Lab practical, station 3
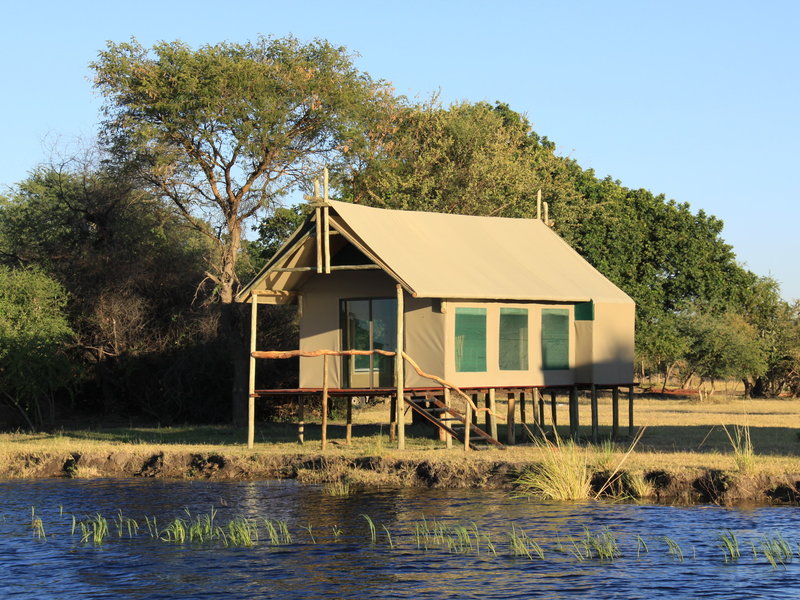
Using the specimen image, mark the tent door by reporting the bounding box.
[341,298,396,388]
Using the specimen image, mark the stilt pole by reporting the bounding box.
[487,388,498,440]
[506,392,516,445]
[321,354,328,451]
[569,386,579,441]
[396,285,405,450]
[612,387,620,439]
[628,385,635,436]
[247,295,257,449]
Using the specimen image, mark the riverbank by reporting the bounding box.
[1,395,798,504]
[2,445,800,505]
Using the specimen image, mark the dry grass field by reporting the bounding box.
[1,392,798,480]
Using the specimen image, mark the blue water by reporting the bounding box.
[1,479,799,599]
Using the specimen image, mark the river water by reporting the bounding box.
[1,479,798,599]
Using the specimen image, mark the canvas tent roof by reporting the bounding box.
[239,200,633,304]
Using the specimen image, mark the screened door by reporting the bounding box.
[341,298,397,388]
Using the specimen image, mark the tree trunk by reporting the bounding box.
[751,376,767,398]
[742,378,752,399]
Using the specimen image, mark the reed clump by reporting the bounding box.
[722,423,755,472]
[514,435,592,501]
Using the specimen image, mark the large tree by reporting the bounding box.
[341,100,578,216]
[92,36,396,421]
[92,35,394,304]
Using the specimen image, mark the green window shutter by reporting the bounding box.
[455,307,487,372]
[542,308,569,370]
[575,301,594,321]
[499,308,528,370]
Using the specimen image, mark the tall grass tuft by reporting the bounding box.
[722,423,755,472]
[323,479,351,497]
[760,532,792,568]
[717,529,741,562]
[514,434,591,501]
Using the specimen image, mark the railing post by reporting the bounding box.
[396,285,405,450]
[444,388,453,449]
[464,402,472,451]
[247,294,257,449]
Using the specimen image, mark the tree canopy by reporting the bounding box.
[92,35,396,303]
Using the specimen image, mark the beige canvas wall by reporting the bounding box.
[592,301,635,385]
[442,301,577,388]
[297,270,446,389]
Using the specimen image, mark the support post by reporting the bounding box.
[389,393,397,442]
[444,388,453,449]
[247,295,257,449]
[487,388,498,440]
[628,385,635,436]
[519,390,526,424]
[346,396,353,445]
[590,384,599,444]
[298,395,305,444]
[612,387,620,439]
[506,392,516,445]
[396,285,405,450]
[569,386,579,441]
[464,402,471,451]
[538,389,545,426]
[471,394,480,427]
[550,391,557,428]
[321,354,328,451]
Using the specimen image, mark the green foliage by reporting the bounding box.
[0,163,232,423]
[92,35,395,302]
[0,267,75,428]
[341,99,572,217]
[679,311,767,384]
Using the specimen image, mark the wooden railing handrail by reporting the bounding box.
[252,348,486,415]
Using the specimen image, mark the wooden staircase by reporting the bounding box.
[404,396,504,449]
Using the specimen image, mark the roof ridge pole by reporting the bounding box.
[323,168,330,273]
[314,178,323,273]
[537,189,542,221]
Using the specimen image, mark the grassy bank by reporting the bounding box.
[1,394,798,503]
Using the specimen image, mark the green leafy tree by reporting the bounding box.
[678,311,767,392]
[341,100,579,216]
[92,35,394,304]
[0,267,75,429]
[92,36,396,421]
[1,162,220,420]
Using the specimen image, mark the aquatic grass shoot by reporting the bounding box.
[361,514,377,544]
[663,536,684,562]
[30,507,45,541]
[717,529,741,562]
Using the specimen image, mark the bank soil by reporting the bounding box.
[3,450,799,505]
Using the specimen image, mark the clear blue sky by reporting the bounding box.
[2,1,798,300]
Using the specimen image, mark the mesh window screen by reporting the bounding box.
[455,307,487,372]
[499,308,528,370]
[542,308,569,370]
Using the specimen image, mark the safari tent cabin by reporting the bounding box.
[237,200,635,393]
